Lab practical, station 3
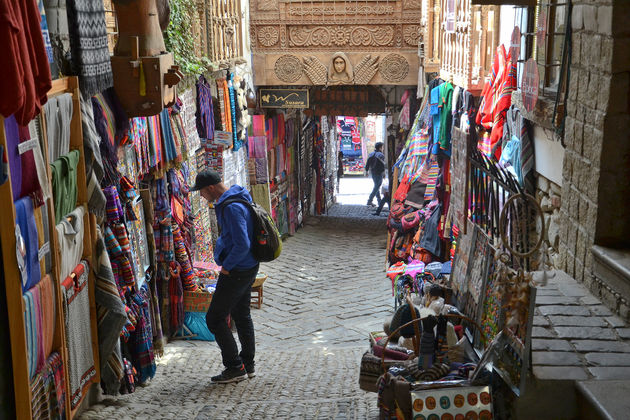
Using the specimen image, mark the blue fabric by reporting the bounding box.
[430,84,441,156]
[15,197,41,292]
[184,311,215,341]
[500,135,522,184]
[214,185,258,271]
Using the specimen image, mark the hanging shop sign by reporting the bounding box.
[259,88,309,108]
[521,58,539,112]
[509,26,521,64]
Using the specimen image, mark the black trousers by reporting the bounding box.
[206,265,259,368]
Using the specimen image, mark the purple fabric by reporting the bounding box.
[5,115,22,201]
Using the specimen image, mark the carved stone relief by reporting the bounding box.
[274,55,303,82]
[302,56,328,85]
[288,25,395,48]
[258,26,279,47]
[257,0,278,11]
[354,55,380,85]
[287,5,395,16]
[403,25,421,46]
[301,53,381,85]
[379,53,409,82]
[403,0,421,9]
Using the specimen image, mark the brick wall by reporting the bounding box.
[559,0,630,291]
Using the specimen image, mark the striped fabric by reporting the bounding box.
[423,159,440,202]
[94,231,127,395]
[104,185,123,223]
[30,351,65,420]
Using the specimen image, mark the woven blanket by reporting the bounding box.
[66,0,113,97]
[62,261,96,408]
[94,231,127,394]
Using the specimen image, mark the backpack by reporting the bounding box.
[220,199,282,262]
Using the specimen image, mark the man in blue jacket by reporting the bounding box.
[191,169,259,384]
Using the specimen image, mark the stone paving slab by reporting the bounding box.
[532,270,630,381]
[80,214,390,419]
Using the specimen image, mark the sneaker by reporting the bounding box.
[211,365,247,384]
[244,363,256,378]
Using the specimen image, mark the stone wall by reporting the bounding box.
[558,0,630,308]
[537,175,562,268]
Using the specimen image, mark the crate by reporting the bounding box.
[183,290,213,312]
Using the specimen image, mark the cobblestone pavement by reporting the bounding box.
[80,210,392,419]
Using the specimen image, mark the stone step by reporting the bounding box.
[576,380,630,420]
[515,270,630,419]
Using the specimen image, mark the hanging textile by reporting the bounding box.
[159,108,179,162]
[196,75,215,140]
[502,105,535,193]
[30,351,65,420]
[476,45,517,159]
[15,196,42,292]
[66,0,113,96]
[0,0,52,125]
[55,204,85,280]
[61,261,96,408]
[129,285,156,383]
[94,231,127,395]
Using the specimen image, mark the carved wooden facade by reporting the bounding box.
[437,0,500,94]
[250,0,423,86]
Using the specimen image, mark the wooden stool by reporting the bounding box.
[251,285,263,309]
[251,273,267,309]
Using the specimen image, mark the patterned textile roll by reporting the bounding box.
[171,223,197,291]
[61,261,96,408]
[103,226,123,258]
[103,185,123,223]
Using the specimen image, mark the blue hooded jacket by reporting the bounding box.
[213,185,258,271]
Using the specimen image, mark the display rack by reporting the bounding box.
[0,76,100,420]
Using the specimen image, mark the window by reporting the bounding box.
[513,0,570,128]
[515,0,569,94]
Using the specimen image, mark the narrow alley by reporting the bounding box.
[80,208,390,419]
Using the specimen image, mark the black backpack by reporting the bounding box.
[220,199,282,262]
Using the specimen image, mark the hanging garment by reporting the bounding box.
[66,0,113,96]
[51,150,79,223]
[196,75,215,140]
[55,205,85,280]
[437,82,454,156]
[160,108,178,162]
[80,95,107,218]
[0,0,52,125]
[27,119,51,203]
[44,93,73,163]
[502,105,535,192]
[30,351,65,420]
[61,261,96,408]
[15,196,42,292]
[476,45,516,159]
[94,231,127,395]
[129,285,156,383]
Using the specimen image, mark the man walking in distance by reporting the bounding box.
[192,169,259,384]
[365,142,386,207]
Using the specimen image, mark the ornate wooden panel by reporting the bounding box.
[250,0,422,85]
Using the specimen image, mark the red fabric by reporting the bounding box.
[0,0,51,124]
[18,124,43,205]
[475,46,516,160]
